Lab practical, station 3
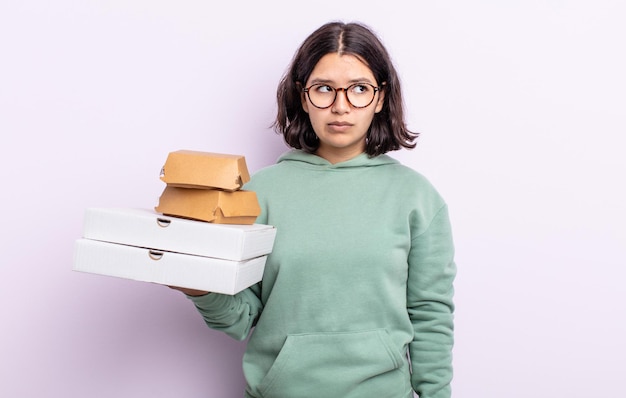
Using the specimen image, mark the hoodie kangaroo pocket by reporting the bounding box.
[257,329,406,398]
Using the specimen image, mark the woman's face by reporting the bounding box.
[301,52,384,164]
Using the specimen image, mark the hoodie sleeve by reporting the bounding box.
[187,282,263,341]
[407,204,456,398]
[184,172,268,340]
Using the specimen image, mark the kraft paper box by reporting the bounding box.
[73,238,267,294]
[160,150,251,191]
[81,207,276,261]
[155,186,261,225]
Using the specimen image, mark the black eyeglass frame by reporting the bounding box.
[302,82,383,109]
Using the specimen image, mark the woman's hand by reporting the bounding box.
[167,285,209,297]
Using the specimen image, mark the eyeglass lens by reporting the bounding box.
[306,83,378,109]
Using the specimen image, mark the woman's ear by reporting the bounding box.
[374,83,386,113]
[298,82,309,113]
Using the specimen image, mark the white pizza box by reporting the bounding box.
[81,207,276,261]
[73,238,266,294]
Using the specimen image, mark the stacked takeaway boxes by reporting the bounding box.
[73,150,276,295]
[155,150,262,224]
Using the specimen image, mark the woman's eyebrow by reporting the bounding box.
[308,78,334,85]
[308,77,376,85]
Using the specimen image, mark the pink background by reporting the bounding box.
[1,1,624,397]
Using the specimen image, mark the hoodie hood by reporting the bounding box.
[276,149,399,170]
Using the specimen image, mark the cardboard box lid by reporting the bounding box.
[160,150,250,191]
[82,207,276,261]
[155,186,261,225]
[73,238,266,294]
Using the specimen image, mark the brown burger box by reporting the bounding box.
[160,150,250,191]
[155,186,261,225]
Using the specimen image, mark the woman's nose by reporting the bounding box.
[331,88,350,113]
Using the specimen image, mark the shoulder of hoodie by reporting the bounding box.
[387,160,446,202]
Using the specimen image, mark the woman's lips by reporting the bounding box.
[328,121,353,132]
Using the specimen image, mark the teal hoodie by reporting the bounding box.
[189,150,456,398]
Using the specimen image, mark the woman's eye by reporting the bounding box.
[315,85,334,93]
[351,84,370,94]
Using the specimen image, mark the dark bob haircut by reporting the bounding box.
[274,21,418,157]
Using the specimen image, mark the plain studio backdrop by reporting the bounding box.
[1,1,624,397]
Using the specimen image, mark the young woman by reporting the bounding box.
[174,21,456,398]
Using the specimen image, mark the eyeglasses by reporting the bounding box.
[302,83,382,109]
